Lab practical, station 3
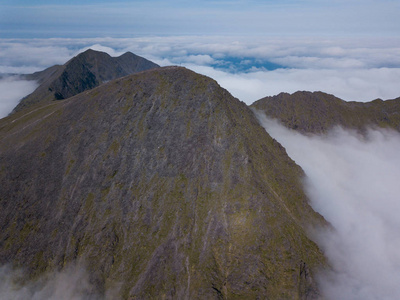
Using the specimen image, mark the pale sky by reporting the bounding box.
[0,0,399,38]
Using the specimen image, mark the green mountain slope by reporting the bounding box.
[14,49,159,112]
[252,91,400,134]
[0,67,326,299]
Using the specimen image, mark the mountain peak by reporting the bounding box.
[118,51,137,58]
[82,48,103,54]
[72,48,112,60]
[13,49,160,112]
[1,65,326,299]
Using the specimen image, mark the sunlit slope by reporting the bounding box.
[252,91,400,134]
[0,67,326,299]
[14,49,159,112]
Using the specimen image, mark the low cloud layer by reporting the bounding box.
[0,76,38,118]
[0,37,400,108]
[187,64,400,103]
[0,264,103,300]
[256,113,400,300]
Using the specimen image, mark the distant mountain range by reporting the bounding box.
[1,49,399,299]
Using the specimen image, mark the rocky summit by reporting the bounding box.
[14,49,160,112]
[0,54,327,299]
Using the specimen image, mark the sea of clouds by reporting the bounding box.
[256,113,400,300]
[1,36,400,299]
[1,36,400,118]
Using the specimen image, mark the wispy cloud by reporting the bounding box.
[0,76,37,118]
[0,263,109,300]
[256,114,400,300]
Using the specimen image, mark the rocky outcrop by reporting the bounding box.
[0,67,326,299]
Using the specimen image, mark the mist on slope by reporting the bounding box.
[0,76,38,118]
[0,263,114,300]
[255,112,400,300]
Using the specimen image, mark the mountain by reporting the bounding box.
[252,91,400,134]
[14,49,159,112]
[0,66,326,299]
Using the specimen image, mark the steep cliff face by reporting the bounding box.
[252,91,400,134]
[14,49,159,112]
[0,67,326,299]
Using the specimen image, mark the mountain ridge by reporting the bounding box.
[0,65,326,299]
[251,91,400,134]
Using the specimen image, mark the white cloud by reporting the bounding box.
[256,113,400,300]
[180,54,215,65]
[0,263,105,300]
[0,36,399,109]
[187,65,400,103]
[0,76,38,118]
[3,36,400,71]
[270,56,366,69]
[0,40,74,73]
